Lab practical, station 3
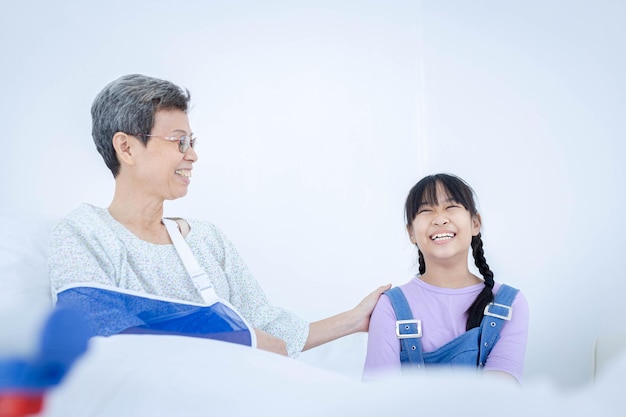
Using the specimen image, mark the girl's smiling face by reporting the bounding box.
[408,181,481,265]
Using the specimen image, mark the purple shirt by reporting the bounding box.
[363,277,529,382]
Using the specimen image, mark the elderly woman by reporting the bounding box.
[48,74,389,357]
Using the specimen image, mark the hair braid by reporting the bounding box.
[417,248,426,275]
[465,233,495,330]
[472,233,494,286]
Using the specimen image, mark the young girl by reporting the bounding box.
[363,173,529,382]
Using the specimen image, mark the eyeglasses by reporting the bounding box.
[134,134,197,153]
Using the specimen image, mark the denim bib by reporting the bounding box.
[386,284,518,370]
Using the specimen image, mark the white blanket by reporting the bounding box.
[41,334,625,417]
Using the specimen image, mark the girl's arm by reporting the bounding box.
[362,291,404,379]
[483,290,530,382]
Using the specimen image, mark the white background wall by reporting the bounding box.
[1,1,624,388]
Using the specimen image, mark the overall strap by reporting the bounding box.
[477,284,519,366]
[163,218,219,306]
[385,287,425,368]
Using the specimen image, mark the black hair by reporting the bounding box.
[405,173,494,330]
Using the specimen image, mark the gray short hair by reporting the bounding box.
[91,74,191,177]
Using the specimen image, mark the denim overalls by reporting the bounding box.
[385,284,518,370]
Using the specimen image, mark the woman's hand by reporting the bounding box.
[303,283,391,351]
[351,284,392,333]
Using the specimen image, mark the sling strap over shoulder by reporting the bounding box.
[386,284,519,369]
[163,218,219,306]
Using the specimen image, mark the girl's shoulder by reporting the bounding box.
[493,282,528,304]
[490,282,529,322]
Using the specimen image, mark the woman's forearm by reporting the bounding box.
[302,284,391,351]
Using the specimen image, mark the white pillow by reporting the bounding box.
[0,206,55,355]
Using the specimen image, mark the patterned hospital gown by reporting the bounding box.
[48,203,309,357]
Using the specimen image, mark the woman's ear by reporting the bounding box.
[112,132,135,166]
[472,213,482,236]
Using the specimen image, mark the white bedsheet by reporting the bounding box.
[40,334,626,417]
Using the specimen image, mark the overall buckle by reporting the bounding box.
[483,303,512,320]
[395,319,422,339]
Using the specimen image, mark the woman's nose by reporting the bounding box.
[184,145,198,162]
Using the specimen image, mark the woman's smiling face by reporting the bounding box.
[133,109,198,201]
